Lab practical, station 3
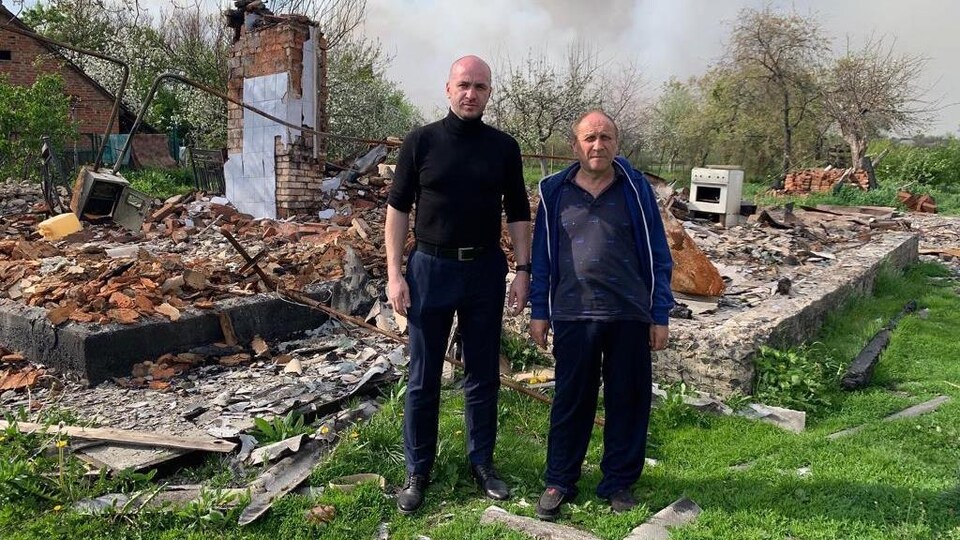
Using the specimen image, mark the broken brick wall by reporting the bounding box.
[0,23,119,136]
[223,16,328,219]
[784,168,870,193]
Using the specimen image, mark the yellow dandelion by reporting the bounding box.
[56,439,68,448]
[319,425,331,434]
[53,505,62,512]
[455,430,463,436]
[350,431,359,439]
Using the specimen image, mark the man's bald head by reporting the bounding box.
[449,55,492,82]
[446,55,493,120]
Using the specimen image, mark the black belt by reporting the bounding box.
[416,241,489,261]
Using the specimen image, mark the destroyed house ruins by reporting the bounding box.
[6,5,960,487]
[224,13,329,220]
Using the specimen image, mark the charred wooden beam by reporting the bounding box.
[841,299,918,390]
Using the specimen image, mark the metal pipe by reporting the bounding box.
[0,22,129,170]
[114,72,408,174]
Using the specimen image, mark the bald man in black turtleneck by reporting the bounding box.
[385,55,531,514]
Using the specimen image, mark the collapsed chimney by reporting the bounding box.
[223,15,329,219]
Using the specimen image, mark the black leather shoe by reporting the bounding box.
[607,488,637,513]
[535,487,568,521]
[396,474,428,514]
[470,463,510,500]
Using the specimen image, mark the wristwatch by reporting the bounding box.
[515,264,531,273]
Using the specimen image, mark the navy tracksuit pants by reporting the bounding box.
[403,248,507,476]
[545,320,653,498]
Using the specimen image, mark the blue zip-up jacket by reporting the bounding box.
[530,156,675,325]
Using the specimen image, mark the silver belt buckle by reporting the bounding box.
[457,247,474,261]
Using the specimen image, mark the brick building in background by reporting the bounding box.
[224,14,328,219]
[0,4,142,140]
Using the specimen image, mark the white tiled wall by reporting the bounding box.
[223,27,319,219]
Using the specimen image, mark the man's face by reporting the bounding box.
[572,113,619,176]
[446,59,492,120]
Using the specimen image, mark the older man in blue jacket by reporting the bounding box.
[529,110,674,521]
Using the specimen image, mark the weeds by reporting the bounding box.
[655,382,709,428]
[250,411,313,444]
[753,344,842,414]
[125,167,194,199]
[501,330,551,372]
[176,486,246,530]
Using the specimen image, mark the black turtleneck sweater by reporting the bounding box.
[387,110,531,248]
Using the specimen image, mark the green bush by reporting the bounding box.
[125,167,195,199]
[500,330,551,372]
[753,344,842,415]
[0,73,78,181]
[873,138,960,189]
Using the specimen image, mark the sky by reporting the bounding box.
[360,0,959,136]
[10,0,959,135]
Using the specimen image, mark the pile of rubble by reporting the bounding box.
[2,319,403,439]
[0,176,390,328]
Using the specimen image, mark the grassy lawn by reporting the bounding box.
[741,180,960,216]
[2,263,958,539]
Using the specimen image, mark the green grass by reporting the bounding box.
[125,167,195,199]
[2,264,959,539]
[742,179,960,216]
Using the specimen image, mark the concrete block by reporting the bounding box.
[0,286,332,384]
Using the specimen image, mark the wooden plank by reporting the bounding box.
[0,421,236,453]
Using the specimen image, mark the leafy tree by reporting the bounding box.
[820,37,934,188]
[0,73,78,180]
[490,44,602,176]
[325,38,423,157]
[726,7,828,184]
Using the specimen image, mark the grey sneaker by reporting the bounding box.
[607,488,637,513]
[535,487,568,521]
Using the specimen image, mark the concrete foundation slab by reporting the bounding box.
[0,287,330,385]
[656,232,919,398]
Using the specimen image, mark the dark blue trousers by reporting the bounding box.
[403,248,507,476]
[545,320,652,498]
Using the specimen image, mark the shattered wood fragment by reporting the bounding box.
[1,353,25,363]
[218,312,239,346]
[47,302,78,325]
[251,336,270,358]
[220,353,251,367]
[182,269,209,290]
[155,302,181,321]
[0,421,236,453]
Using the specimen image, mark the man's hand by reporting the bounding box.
[388,277,411,317]
[507,273,529,316]
[529,319,550,349]
[649,324,669,351]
